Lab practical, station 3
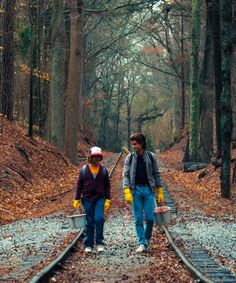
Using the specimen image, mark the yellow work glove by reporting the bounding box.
[124,188,133,204]
[73,199,81,208]
[104,199,110,213]
[156,186,165,204]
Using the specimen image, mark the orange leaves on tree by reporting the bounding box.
[19,64,50,81]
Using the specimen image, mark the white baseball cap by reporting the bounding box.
[90,146,103,157]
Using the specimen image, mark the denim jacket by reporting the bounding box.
[122,151,162,191]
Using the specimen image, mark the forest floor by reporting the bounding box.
[1,117,235,224]
[159,137,236,275]
[159,135,236,217]
[48,156,194,283]
[0,118,236,281]
[0,117,115,224]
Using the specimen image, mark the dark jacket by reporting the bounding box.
[75,164,110,201]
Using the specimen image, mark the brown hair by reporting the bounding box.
[130,133,147,150]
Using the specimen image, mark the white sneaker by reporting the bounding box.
[85,247,92,253]
[135,244,146,253]
[97,245,105,252]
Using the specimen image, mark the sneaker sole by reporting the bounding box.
[85,249,92,253]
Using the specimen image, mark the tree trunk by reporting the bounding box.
[0,2,2,105]
[41,6,53,139]
[137,119,143,132]
[189,0,201,161]
[231,3,236,147]
[14,2,30,125]
[212,0,222,158]
[49,0,66,151]
[99,102,106,148]
[220,0,233,199]
[199,0,214,163]
[28,0,35,137]
[127,102,131,150]
[1,0,16,121]
[98,81,114,149]
[114,90,121,152]
[64,0,83,164]
[114,75,124,152]
[36,0,44,136]
[181,10,185,129]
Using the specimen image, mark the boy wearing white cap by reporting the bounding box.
[73,147,111,253]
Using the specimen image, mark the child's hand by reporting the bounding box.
[73,199,81,208]
[104,199,110,213]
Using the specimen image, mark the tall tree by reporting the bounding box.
[220,0,233,198]
[123,68,141,149]
[189,0,201,161]
[64,0,83,164]
[1,0,16,121]
[49,0,66,151]
[231,2,236,145]
[199,0,214,163]
[28,0,37,137]
[212,0,222,158]
[114,72,124,152]
[98,78,114,148]
[180,9,186,129]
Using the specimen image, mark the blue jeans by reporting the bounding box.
[132,185,155,247]
[82,198,105,248]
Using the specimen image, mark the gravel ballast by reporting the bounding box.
[169,213,236,274]
[0,213,76,282]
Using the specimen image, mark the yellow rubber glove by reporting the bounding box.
[156,186,165,204]
[104,199,110,213]
[73,199,81,208]
[124,188,133,204]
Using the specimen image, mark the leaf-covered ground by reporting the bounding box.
[48,156,194,283]
[159,135,236,217]
[0,117,114,224]
[1,117,235,224]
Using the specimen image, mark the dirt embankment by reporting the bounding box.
[159,133,236,217]
[0,117,94,224]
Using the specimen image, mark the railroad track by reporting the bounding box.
[29,153,235,283]
[27,152,123,283]
[0,153,122,283]
[161,181,236,283]
[30,153,235,283]
[3,152,234,282]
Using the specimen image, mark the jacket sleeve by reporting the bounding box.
[75,169,84,200]
[151,153,162,187]
[104,169,111,200]
[123,153,131,189]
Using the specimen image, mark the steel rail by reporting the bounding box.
[162,225,215,283]
[109,151,123,177]
[160,182,235,283]
[28,229,84,283]
[27,152,123,283]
